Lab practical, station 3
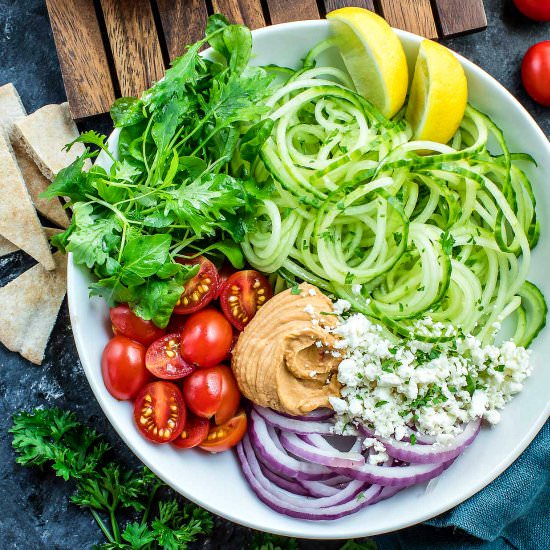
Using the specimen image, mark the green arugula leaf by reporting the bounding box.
[66,204,121,269]
[110,97,145,128]
[120,234,172,283]
[240,118,275,163]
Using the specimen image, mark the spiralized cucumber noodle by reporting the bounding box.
[239,41,546,347]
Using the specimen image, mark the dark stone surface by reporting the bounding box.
[0,0,548,548]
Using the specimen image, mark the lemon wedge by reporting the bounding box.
[406,39,468,144]
[327,7,408,119]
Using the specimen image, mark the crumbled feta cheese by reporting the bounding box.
[303,304,315,316]
[332,299,351,315]
[308,288,317,296]
[351,284,362,295]
[309,370,317,378]
[329,309,532,444]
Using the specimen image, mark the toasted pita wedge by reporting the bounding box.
[0,86,70,227]
[13,102,86,181]
[0,252,66,364]
[0,236,18,257]
[0,131,54,270]
[0,227,62,259]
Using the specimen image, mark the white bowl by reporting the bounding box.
[68,20,550,539]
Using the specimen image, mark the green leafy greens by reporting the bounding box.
[44,15,275,327]
[10,407,213,549]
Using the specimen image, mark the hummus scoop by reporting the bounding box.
[231,282,341,415]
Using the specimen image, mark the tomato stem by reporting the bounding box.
[90,509,115,543]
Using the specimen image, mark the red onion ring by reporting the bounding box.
[254,405,337,435]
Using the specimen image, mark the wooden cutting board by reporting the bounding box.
[45,0,487,120]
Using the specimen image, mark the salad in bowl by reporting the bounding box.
[52,8,549,537]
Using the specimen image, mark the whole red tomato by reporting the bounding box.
[522,41,550,106]
[513,0,550,21]
[180,308,233,367]
[101,336,152,400]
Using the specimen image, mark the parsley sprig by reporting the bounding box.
[10,408,213,549]
[43,15,275,328]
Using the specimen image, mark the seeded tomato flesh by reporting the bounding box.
[174,256,219,314]
[220,270,273,331]
[134,381,186,443]
[199,410,247,452]
[172,413,210,449]
[145,333,194,379]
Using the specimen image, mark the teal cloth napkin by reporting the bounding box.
[375,419,549,550]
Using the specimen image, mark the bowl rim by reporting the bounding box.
[68,19,550,539]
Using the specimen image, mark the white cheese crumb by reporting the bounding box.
[303,304,315,316]
[329,308,532,443]
[351,284,362,295]
[308,288,317,296]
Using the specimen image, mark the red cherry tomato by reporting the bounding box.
[219,270,273,331]
[180,309,233,367]
[199,410,247,453]
[522,41,550,106]
[172,414,210,449]
[182,364,240,423]
[101,336,151,400]
[133,381,186,443]
[213,364,241,425]
[173,256,219,314]
[513,0,550,21]
[165,314,187,334]
[109,304,165,346]
[145,333,194,379]
[215,263,236,298]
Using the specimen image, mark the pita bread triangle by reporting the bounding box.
[0,84,69,228]
[0,236,18,257]
[0,131,54,270]
[0,252,67,365]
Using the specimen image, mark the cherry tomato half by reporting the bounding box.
[173,256,219,314]
[134,381,186,443]
[145,333,194,380]
[522,41,550,106]
[110,304,165,346]
[172,414,210,449]
[101,336,152,400]
[199,410,247,453]
[215,263,236,298]
[219,270,273,331]
[182,364,240,423]
[180,309,233,367]
[165,314,187,334]
[513,0,550,21]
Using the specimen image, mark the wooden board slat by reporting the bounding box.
[157,0,209,61]
[211,0,266,29]
[324,0,375,13]
[378,0,438,39]
[432,0,487,37]
[266,0,319,24]
[99,0,165,97]
[45,0,116,119]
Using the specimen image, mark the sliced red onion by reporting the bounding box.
[336,459,446,487]
[254,405,335,435]
[259,462,310,496]
[301,433,363,454]
[249,410,334,480]
[375,419,481,464]
[297,479,347,497]
[280,431,365,469]
[237,436,382,520]
[281,408,334,422]
[370,485,403,504]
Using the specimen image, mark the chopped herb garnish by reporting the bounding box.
[410,433,417,445]
[375,400,388,408]
[345,272,354,285]
[291,285,301,295]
